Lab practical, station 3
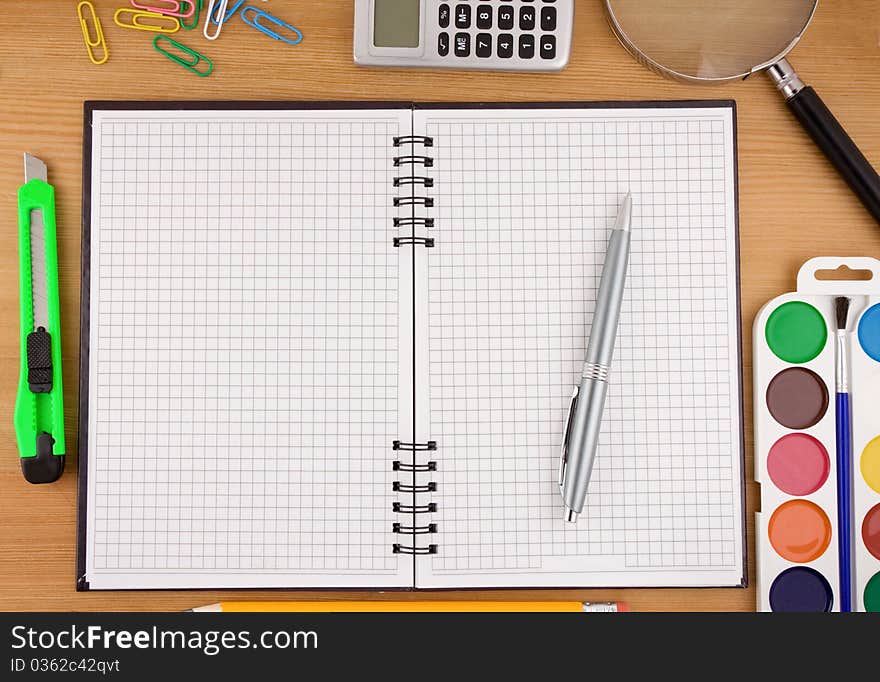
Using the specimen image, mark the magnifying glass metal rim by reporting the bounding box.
[602,0,818,83]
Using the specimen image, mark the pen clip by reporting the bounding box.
[558,386,579,494]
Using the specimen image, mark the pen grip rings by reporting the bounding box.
[582,361,610,382]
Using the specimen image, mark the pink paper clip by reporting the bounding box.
[130,0,195,19]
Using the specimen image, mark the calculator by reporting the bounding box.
[354,0,574,71]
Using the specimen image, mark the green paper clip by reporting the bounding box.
[153,35,213,76]
[180,0,202,30]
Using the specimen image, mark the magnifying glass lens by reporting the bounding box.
[608,0,815,80]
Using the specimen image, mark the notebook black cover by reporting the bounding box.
[77,100,744,591]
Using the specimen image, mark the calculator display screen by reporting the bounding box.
[373,0,420,48]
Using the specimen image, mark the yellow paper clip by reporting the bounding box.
[114,7,181,33]
[76,1,109,65]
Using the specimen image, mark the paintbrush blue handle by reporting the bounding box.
[836,391,853,612]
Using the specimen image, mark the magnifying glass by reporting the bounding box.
[604,0,880,224]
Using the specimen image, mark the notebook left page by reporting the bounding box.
[81,107,414,589]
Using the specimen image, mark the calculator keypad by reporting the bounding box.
[434,0,567,67]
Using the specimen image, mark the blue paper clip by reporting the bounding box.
[210,0,244,25]
[240,6,303,45]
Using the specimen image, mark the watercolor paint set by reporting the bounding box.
[755,257,880,612]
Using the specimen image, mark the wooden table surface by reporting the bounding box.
[1,0,879,612]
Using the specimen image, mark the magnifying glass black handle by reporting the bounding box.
[770,60,880,224]
[788,87,880,222]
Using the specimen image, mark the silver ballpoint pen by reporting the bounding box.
[559,193,633,523]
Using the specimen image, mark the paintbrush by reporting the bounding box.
[834,296,854,611]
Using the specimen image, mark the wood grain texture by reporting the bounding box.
[1,0,878,613]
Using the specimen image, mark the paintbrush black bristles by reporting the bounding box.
[835,296,851,332]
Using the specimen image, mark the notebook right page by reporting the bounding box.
[415,105,744,588]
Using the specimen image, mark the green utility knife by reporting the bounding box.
[14,153,65,483]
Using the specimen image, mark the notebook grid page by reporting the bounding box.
[421,110,742,585]
[86,111,408,587]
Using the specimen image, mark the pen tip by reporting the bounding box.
[565,509,579,524]
[615,192,632,232]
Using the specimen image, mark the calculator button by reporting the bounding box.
[455,4,471,29]
[454,32,470,57]
[476,5,492,29]
[439,4,450,29]
[540,34,556,59]
[498,6,514,30]
[519,6,536,30]
[438,32,450,56]
[540,6,556,31]
[475,33,492,58]
[497,34,514,58]
[519,34,535,59]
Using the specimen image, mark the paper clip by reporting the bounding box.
[114,8,181,33]
[153,35,213,76]
[180,0,203,29]
[240,6,303,45]
[130,0,195,19]
[76,1,109,65]
[203,0,228,40]
[210,0,244,25]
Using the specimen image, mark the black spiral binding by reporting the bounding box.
[393,236,435,247]
[391,457,438,554]
[394,135,434,147]
[393,523,437,535]
[393,155,434,168]
[393,501,437,514]
[393,481,437,493]
[394,217,435,228]
[392,133,437,557]
[393,544,438,555]
[393,460,436,473]
[393,175,434,188]
[392,135,435,241]
[392,439,438,555]
[394,196,434,208]
[393,440,437,452]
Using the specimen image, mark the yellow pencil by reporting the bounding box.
[189,601,627,613]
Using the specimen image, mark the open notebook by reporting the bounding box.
[77,102,745,590]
